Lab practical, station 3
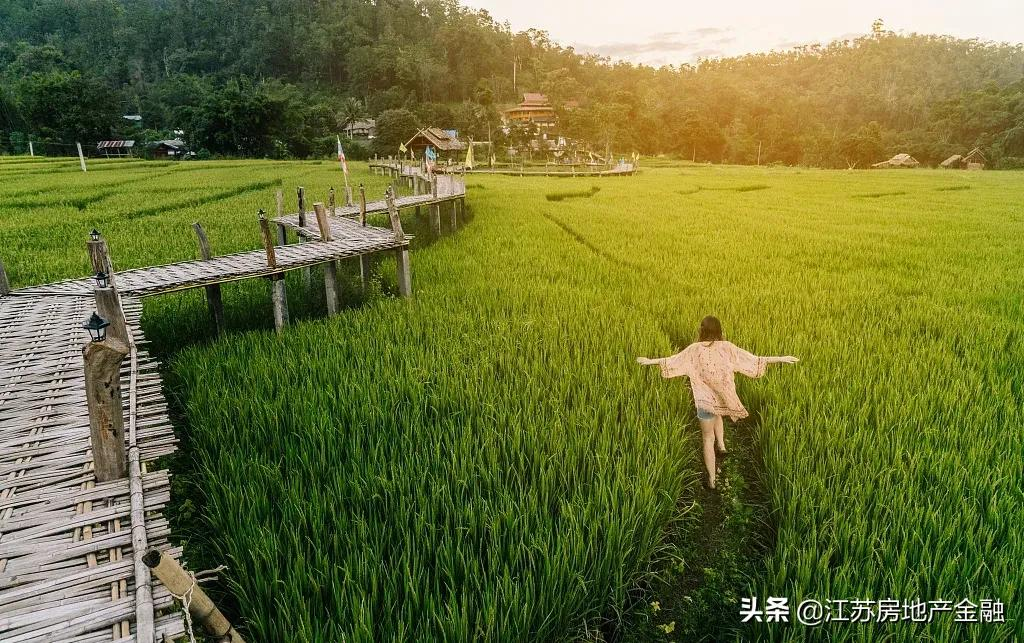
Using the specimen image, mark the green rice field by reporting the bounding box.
[1,156,1021,642]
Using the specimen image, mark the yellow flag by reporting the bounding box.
[465,142,475,169]
[399,142,407,154]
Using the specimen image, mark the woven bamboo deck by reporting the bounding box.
[0,295,184,642]
[0,171,465,641]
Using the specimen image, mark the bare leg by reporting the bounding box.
[714,415,727,453]
[700,417,717,489]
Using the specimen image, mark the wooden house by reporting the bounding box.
[503,93,557,129]
[344,119,376,139]
[150,139,186,159]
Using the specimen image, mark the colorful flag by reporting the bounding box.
[425,146,437,162]
[337,136,349,177]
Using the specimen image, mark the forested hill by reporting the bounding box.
[1,0,1023,167]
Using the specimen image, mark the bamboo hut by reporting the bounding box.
[872,153,919,169]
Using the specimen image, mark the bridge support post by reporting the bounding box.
[385,188,411,298]
[83,234,130,481]
[0,260,9,296]
[395,249,411,297]
[430,204,441,235]
[94,286,130,345]
[271,275,289,332]
[429,176,441,234]
[83,334,128,482]
[258,210,289,333]
[358,186,371,289]
[314,203,339,315]
[193,223,225,335]
[413,177,422,217]
[87,233,114,278]
[296,187,311,290]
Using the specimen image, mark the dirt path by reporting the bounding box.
[617,412,775,641]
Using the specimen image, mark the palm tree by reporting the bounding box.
[336,97,366,133]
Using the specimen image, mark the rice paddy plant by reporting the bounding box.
[545,186,601,201]
[2,157,1021,641]
[0,158,393,287]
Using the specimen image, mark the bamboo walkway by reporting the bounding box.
[14,230,411,299]
[0,167,466,642]
[373,159,637,177]
[456,163,636,177]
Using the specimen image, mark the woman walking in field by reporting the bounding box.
[637,316,798,490]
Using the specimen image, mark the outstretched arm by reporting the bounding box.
[636,356,669,366]
[730,343,798,378]
[639,348,692,379]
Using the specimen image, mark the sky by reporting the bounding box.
[464,0,1024,67]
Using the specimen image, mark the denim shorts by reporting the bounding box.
[696,408,717,421]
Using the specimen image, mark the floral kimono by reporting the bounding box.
[660,341,767,420]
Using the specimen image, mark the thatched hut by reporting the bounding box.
[941,148,986,170]
[940,154,964,169]
[872,153,919,169]
[404,128,466,160]
[963,148,986,170]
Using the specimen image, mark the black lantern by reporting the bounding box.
[82,312,110,342]
[89,229,101,242]
[94,271,110,288]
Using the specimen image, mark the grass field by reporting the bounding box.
[2,156,1021,642]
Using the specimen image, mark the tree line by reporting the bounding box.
[1,0,1022,168]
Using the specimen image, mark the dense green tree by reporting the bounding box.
[13,69,119,141]
[0,0,1022,165]
[373,108,419,156]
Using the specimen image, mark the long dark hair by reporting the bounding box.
[698,315,723,343]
